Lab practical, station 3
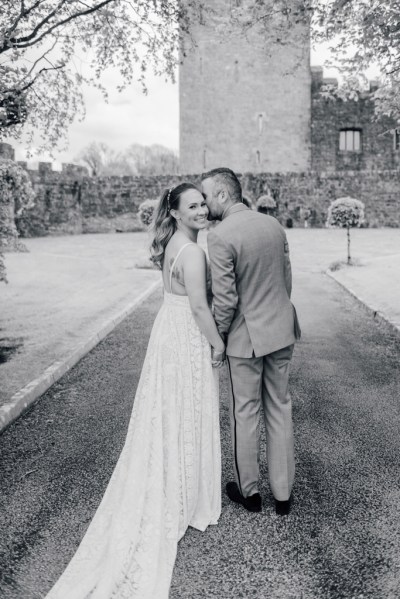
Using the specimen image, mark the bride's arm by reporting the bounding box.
[182,246,225,354]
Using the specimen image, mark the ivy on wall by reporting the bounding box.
[0,159,35,283]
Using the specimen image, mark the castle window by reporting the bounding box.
[203,149,207,169]
[258,114,264,134]
[199,57,203,75]
[256,150,261,165]
[234,60,239,82]
[339,129,361,152]
[393,129,400,150]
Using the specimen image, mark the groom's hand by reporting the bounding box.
[212,357,225,368]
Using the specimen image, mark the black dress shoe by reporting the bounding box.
[275,498,292,516]
[226,482,262,513]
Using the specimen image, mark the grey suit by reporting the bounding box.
[207,203,300,500]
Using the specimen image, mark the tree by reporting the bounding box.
[311,0,400,123]
[232,1,400,122]
[326,197,365,265]
[0,1,202,154]
[77,142,117,177]
[124,144,179,176]
[76,142,179,176]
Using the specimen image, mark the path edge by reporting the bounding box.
[326,269,400,338]
[0,279,162,434]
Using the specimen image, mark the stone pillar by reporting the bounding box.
[38,162,53,175]
[311,66,323,92]
[62,163,89,176]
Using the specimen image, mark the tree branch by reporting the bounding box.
[4,0,26,42]
[241,5,303,33]
[20,37,59,85]
[385,64,400,75]
[3,63,65,96]
[3,0,47,43]
[7,0,69,48]
[26,64,65,92]
[1,0,117,52]
[23,0,46,19]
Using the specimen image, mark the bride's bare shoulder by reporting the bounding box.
[183,243,206,260]
[185,242,205,254]
[181,244,207,273]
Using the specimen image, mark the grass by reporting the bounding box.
[328,258,364,272]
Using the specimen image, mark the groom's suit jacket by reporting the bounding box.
[207,203,299,358]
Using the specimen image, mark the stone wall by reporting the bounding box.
[14,165,400,236]
[16,163,89,237]
[311,67,400,171]
[78,175,184,234]
[15,165,185,237]
[1,141,397,233]
[240,170,400,228]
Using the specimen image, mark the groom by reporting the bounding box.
[201,167,300,516]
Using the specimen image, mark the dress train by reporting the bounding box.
[44,288,221,598]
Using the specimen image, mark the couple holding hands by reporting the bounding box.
[45,167,300,598]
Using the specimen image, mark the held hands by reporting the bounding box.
[211,344,226,369]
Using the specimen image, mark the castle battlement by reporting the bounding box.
[0,144,88,177]
[311,65,380,93]
[0,142,15,161]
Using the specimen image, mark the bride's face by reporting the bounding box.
[173,189,209,231]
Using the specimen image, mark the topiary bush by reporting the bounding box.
[326,196,365,265]
[0,160,35,283]
[138,199,158,227]
[256,193,277,215]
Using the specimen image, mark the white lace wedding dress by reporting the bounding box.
[45,243,221,598]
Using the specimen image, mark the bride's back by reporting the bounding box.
[162,235,195,296]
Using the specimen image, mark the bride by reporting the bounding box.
[44,183,225,598]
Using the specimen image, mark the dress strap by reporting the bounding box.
[169,243,195,293]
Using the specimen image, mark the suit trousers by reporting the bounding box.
[226,344,295,501]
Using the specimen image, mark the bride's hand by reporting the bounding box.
[212,358,225,369]
[211,344,225,359]
[211,343,225,368]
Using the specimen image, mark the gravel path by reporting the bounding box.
[0,270,399,598]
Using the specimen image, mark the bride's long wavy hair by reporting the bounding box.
[149,182,199,269]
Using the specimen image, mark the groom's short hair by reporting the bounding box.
[201,167,242,203]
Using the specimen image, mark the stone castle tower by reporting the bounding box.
[179,1,311,174]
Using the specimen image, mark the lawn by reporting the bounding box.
[1,228,399,410]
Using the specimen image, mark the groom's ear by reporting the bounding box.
[218,189,228,204]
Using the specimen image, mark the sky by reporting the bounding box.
[10,44,374,168]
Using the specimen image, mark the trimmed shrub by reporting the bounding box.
[326,196,365,264]
[138,199,158,227]
[256,194,276,216]
[256,194,276,209]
